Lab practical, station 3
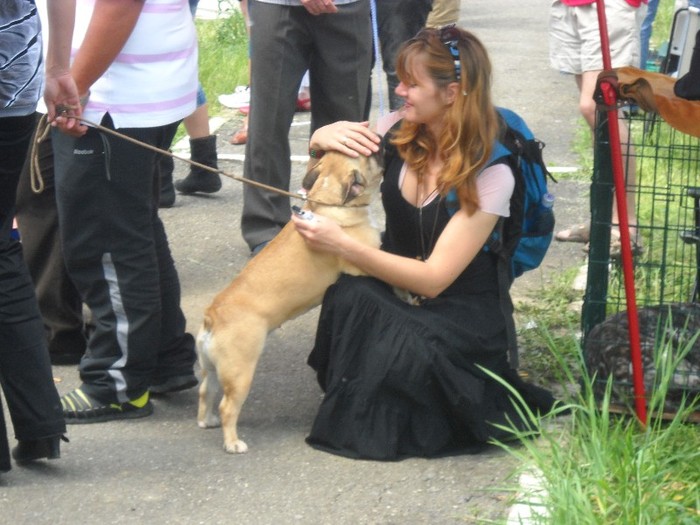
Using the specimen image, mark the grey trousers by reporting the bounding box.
[375,0,434,111]
[242,0,373,250]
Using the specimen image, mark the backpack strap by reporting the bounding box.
[483,119,525,369]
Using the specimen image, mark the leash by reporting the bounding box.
[29,114,52,194]
[30,114,324,206]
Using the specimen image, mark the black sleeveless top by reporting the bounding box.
[380,152,501,297]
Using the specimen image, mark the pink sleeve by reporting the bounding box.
[476,163,514,217]
[375,110,404,136]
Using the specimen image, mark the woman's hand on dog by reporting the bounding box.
[309,120,381,158]
[292,213,348,255]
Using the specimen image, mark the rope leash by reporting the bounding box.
[30,113,52,194]
[30,115,329,206]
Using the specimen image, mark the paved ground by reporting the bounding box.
[1,0,591,523]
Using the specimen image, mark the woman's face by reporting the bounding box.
[395,56,452,130]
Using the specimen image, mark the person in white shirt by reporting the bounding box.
[52,0,200,424]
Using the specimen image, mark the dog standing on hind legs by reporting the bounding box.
[196,151,384,453]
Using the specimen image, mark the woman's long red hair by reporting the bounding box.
[392,28,500,215]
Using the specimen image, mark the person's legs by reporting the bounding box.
[578,70,638,240]
[553,0,640,244]
[640,0,660,69]
[308,1,373,130]
[15,114,86,365]
[0,114,66,462]
[53,116,187,412]
[376,0,433,111]
[174,86,222,195]
[426,0,460,28]
[241,1,309,251]
[150,186,197,391]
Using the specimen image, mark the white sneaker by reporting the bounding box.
[218,86,250,108]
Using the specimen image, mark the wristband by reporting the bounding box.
[79,91,91,107]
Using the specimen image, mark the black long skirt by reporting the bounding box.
[306,275,555,461]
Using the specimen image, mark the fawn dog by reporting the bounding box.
[196,150,383,453]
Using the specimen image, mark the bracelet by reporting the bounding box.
[79,91,90,107]
[308,148,325,159]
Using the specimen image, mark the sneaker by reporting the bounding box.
[218,85,250,109]
[296,96,311,112]
[61,387,153,424]
[150,373,198,395]
[229,127,247,145]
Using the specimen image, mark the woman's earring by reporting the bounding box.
[462,90,468,96]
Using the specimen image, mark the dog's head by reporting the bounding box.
[301,148,384,213]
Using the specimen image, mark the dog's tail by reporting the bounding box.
[196,321,214,371]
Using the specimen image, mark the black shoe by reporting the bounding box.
[12,435,68,464]
[50,350,83,366]
[174,171,222,194]
[174,135,221,194]
[49,330,86,366]
[150,373,198,395]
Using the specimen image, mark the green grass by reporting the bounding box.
[174,4,249,142]
[487,334,700,525]
[196,4,249,114]
[514,267,582,387]
[507,5,700,518]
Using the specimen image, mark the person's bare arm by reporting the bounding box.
[44,0,79,123]
[70,0,145,96]
[293,206,499,299]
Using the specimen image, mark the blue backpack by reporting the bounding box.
[446,107,556,280]
[385,108,556,368]
[459,107,556,367]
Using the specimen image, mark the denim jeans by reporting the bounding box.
[640,0,659,69]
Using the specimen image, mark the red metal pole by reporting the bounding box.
[595,0,648,424]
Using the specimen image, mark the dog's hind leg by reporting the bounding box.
[198,368,222,428]
[217,326,268,454]
[196,328,222,428]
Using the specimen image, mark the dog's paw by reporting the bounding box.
[197,416,221,428]
[224,439,248,454]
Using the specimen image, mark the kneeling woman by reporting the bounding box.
[292,26,555,460]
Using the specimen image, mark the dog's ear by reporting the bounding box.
[373,140,385,167]
[302,166,321,191]
[342,169,365,204]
